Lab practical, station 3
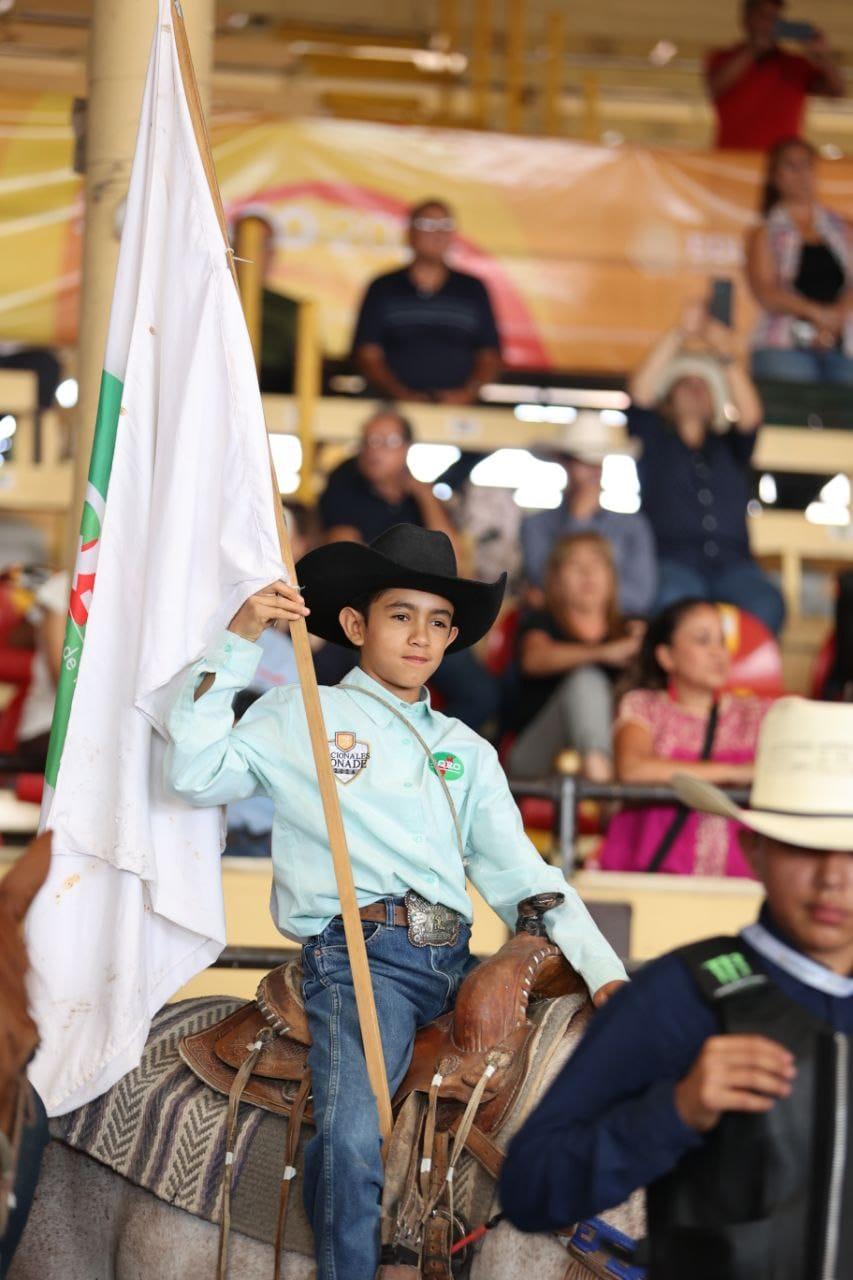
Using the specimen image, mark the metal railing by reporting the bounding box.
[510,777,751,877]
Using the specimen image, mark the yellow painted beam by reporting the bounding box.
[234,215,267,369]
[293,301,321,504]
[470,0,492,129]
[543,9,565,137]
[505,0,525,133]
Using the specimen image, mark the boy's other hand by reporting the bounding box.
[674,1034,796,1133]
[227,580,310,642]
[592,979,626,1008]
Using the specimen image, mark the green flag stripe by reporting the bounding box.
[45,370,124,788]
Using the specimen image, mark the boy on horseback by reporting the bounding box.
[166,523,627,1280]
[502,698,853,1280]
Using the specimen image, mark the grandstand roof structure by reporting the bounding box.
[2,0,853,147]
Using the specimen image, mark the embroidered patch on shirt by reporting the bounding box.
[328,731,370,784]
[430,751,464,782]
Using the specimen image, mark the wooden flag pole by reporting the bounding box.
[170,0,394,1144]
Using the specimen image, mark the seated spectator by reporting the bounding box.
[521,412,657,618]
[319,406,459,548]
[597,598,771,877]
[747,137,853,385]
[15,570,68,771]
[501,699,853,1279]
[508,533,642,783]
[352,198,501,404]
[629,300,785,635]
[317,410,499,733]
[705,0,844,151]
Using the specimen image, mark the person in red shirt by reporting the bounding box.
[706,0,844,151]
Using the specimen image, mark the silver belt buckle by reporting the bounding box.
[405,890,461,948]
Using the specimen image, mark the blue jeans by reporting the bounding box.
[655,558,786,635]
[751,346,853,386]
[301,902,476,1280]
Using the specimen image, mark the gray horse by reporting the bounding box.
[9,994,643,1280]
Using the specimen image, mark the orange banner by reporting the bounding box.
[2,96,853,372]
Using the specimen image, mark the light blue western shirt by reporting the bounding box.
[165,630,627,994]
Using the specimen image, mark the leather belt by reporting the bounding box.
[336,895,462,946]
[357,902,409,927]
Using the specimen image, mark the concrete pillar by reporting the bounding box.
[69,0,215,566]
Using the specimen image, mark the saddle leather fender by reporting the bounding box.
[179,929,584,1132]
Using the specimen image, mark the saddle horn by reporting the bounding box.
[514,893,565,937]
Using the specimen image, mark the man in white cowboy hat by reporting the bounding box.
[521,410,658,618]
[501,695,853,1279]
[166,523,627,1280]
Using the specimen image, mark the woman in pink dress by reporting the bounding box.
[597,598,772,877]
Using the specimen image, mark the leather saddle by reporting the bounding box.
[179,894,583,1141]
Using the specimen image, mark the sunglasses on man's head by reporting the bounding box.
[411,217,455,232]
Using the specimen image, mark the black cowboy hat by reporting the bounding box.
[296,524,506,653]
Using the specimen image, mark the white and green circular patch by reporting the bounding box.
[430,751,465,782]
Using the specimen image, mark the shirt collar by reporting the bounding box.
[741,912,853,999]
[339,664,433,725]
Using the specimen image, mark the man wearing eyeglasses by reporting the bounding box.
[316,408,500,733]
[319,407,459,550]
[352,198,502,405]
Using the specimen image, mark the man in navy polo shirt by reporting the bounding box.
[352,198,502,405]
[317,408,499,733]
[501,697,853,1280]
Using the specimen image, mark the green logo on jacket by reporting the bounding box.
[702,951,753,987]
[430,751,464,782]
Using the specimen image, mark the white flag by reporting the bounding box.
[26,0,284,1115]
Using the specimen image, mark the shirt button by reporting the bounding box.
[403,782,413,790]
[702,515,717,532]
[698,489,713,506]
[704,540,719,557]
[414,834,424,844]
[402,737,412,747]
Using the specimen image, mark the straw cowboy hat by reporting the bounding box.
[296,523,506,654]
[653,354,732,432]
[535,410,641,466]
[673,697,853,851]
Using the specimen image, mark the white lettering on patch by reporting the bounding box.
[328,731,370,784]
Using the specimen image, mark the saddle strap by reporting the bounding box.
[217,1029,273,1280]
[448,1117,503,1182]
[419,1067,444,1202]
[420,1056,498,1227]
[273,1071,312,1280]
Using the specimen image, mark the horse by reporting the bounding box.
[0,832,51,1274]
[8,977,643,1280]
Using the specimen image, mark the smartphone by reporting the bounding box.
[774,18,817,42]
[708,278,734,328]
